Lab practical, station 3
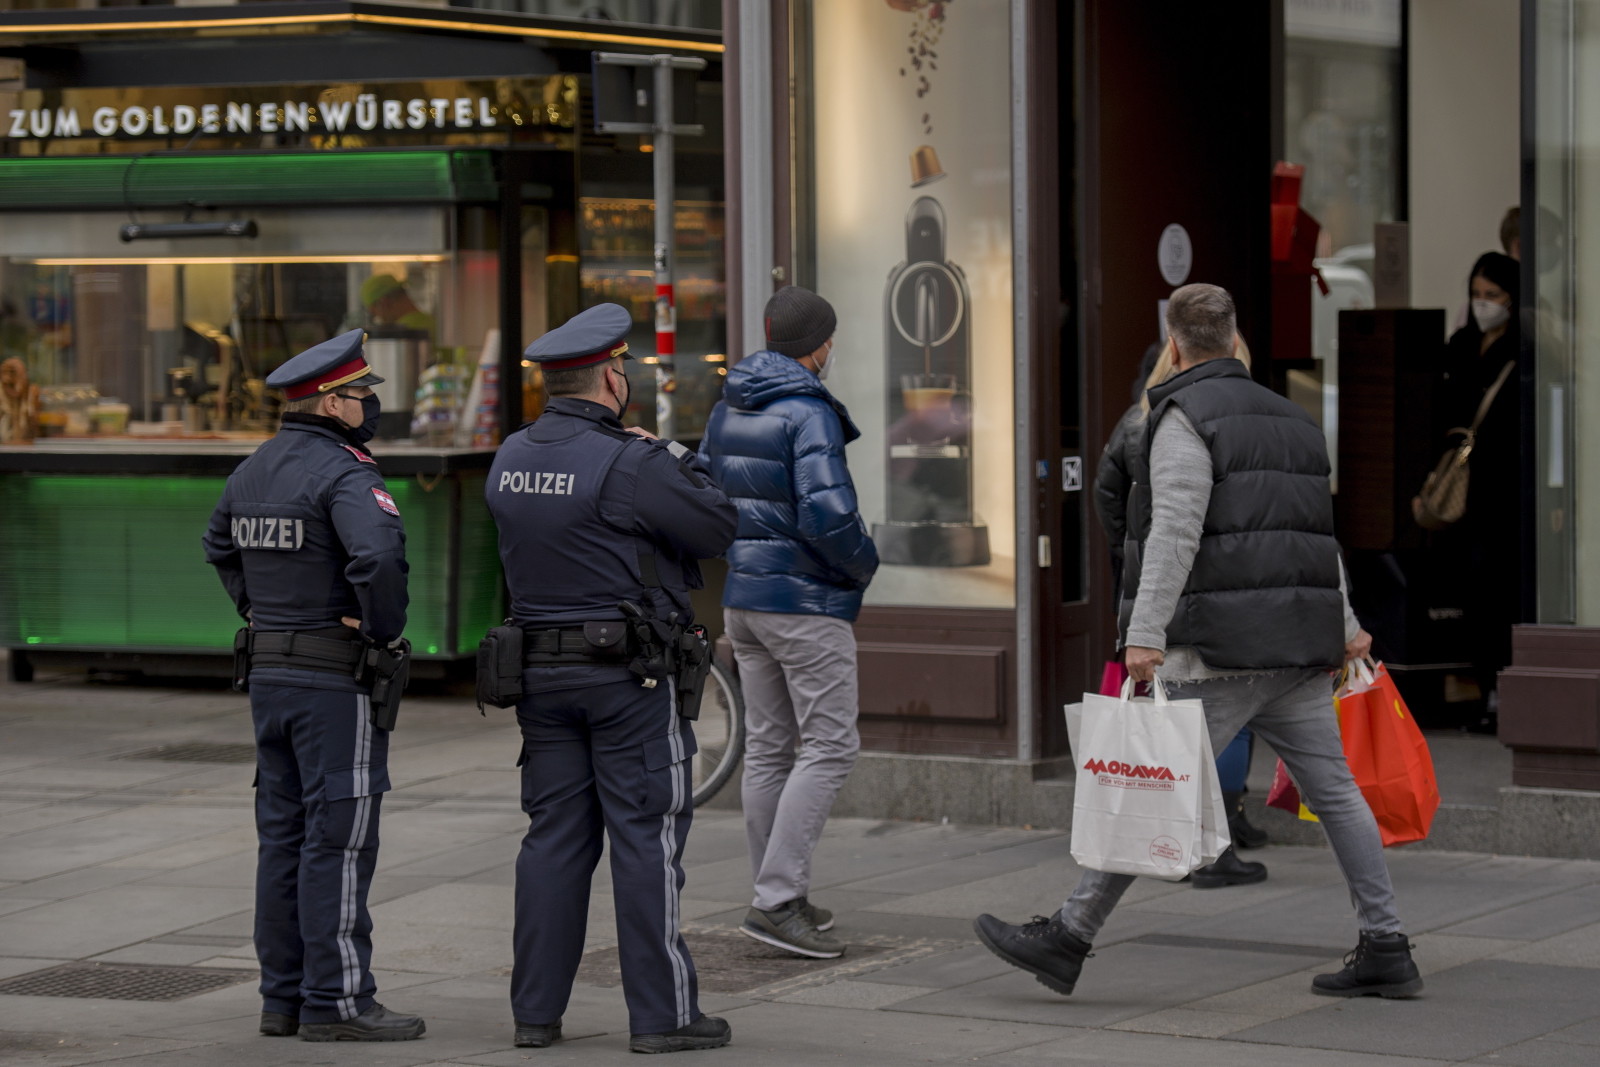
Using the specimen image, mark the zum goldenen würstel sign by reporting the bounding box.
[1,77,577,151]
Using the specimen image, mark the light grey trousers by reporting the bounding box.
[1061,668,1405,943]
[726,607,861,912]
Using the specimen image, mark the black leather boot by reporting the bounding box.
[973,913,1093,995]
[259,1012,299,1037]
[1312,932,1424,998]
[1190,845,1268,889]
[515,1019,562,1048]
[1225,790,1268,849]
[299,1003,426,1042]
[629,1014,731,1053]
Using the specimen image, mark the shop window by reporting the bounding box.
[0,207,502,447]
[804,0,1016,609]
[1530,0,1588,623]
[576,197,726,440]
[1281,0,1402,480]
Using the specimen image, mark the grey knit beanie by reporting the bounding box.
[764,286,836,358]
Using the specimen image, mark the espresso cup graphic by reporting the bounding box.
[901,373,957,414]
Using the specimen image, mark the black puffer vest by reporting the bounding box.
[1122,358,1345,670]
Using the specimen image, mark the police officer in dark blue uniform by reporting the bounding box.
[203,330,424,1043]
[487,304,738,1053]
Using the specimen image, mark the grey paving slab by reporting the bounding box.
[132,849,257,890]
[888,940,1322,1028]
[0,1031,209,1067]
[0,956,69,981]
[1230,961,1600,1060]
[0,807,247,882]
[0,898,50,919]
[987,1026,1455,1066]
[838,833,1075,895]
[1542,1015,1600,1045]
[1473,1036,1600,1067]
[466,1000,1073,1067]
[1493,920,1600,968]
[0,803,125,839]
[377,834,521,881]
[853,943,1013,989]
[0,884,254,959]
[87,942,223,966]
[456,863,518,888]
[164,909,255,940]
[814,910,979,945]
[1441,883,1600,941]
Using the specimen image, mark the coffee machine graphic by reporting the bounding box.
[871,196,990,567]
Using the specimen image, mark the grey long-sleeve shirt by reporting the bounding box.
[1127,407,1359,682]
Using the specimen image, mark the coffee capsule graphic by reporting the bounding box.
[910,144,947,188]
[873,196,989,568]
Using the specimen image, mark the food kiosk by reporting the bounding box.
[0,3,724,679]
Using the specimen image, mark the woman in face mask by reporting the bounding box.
[1429,250,1522,730]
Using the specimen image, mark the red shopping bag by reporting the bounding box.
[1266,759,1320,822]
[1337,661,1440,846]
[1098,660,1128,697]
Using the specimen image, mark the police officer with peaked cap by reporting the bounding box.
[202,329,424,1042]
[487,304,738,1053]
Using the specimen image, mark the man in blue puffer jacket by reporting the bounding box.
[699,286,878,959]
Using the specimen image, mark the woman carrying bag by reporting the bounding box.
[1413,251,1523,726]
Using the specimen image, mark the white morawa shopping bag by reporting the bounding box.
[1064,678,1230,880]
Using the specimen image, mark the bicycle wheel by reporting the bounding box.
[691,658,745,807]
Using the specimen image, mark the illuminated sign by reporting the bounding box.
[0,77,577,153]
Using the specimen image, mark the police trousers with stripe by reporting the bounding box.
[251,683,390,1023]
[511,676,700,1036]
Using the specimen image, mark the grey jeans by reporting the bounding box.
[1061,668,1404,942]
[726,607,861,912]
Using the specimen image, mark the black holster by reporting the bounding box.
[673,624,712,721]
[361,637,410,731]
[232,627,251,693]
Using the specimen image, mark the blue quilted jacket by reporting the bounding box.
[699,350,878,621]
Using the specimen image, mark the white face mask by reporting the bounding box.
[1472,298,1510,332]
[815,342,834,381]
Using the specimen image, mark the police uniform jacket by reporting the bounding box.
[487,397,737,694]
[203,413,409,691]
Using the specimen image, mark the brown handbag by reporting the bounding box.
[1413,359,1516,531]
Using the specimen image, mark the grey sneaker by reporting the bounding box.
[740,901,845,959]
[797,896,834,932]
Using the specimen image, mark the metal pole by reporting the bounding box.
[653,56,677,441]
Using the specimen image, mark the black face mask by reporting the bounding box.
[354,394,381,443]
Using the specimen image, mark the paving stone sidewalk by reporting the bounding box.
[2,670,1598,1066]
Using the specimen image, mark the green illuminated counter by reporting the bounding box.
[0,440,503,676]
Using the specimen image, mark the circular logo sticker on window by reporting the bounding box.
[1158,224,1193,286]
[1149,834,1185,869]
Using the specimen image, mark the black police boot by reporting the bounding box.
[972,913,1092,995]
[629,1014,731,1054]
[299,1003,426,1042]
[1225,791,1268,849]
[1190,845,1268,889]
[1312,932,1424,998]
[259,1012,299,1037]
[514,1019,562,1048]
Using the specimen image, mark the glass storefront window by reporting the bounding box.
[1282,0,1402,485]
[1531,0,1582,623]
[0,206,503,445]
[1284,0,1404,258]
[575,197,726,440]
[807,0,1015,609]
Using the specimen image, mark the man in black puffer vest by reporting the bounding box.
[975,284,1421,1002]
